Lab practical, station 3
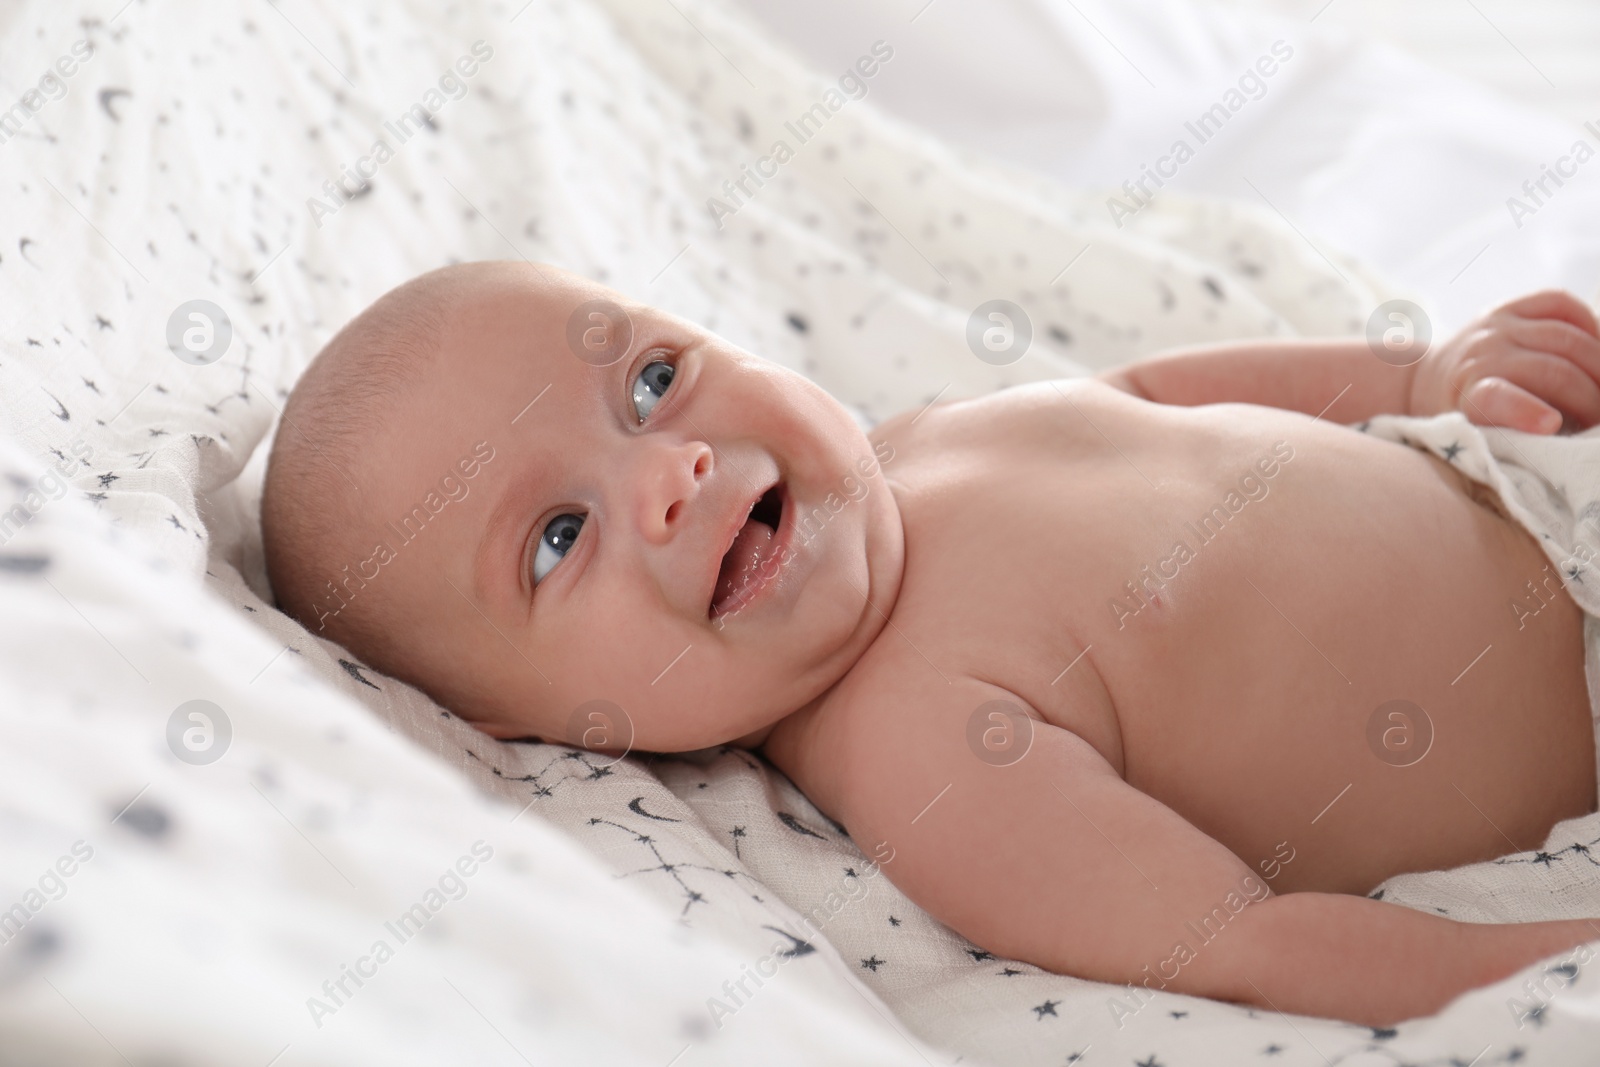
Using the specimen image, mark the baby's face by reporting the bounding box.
[341,265,903,751]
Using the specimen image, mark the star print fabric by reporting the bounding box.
[4,0,1600,1062]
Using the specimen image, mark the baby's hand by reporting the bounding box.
[1409,290,1600,433]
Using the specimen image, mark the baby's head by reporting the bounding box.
[262,261,903,751]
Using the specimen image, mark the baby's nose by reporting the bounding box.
[636,439,714,545]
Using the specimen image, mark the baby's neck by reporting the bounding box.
[730,681,823,753]
[737,681,854,827]
[739,469,911,790]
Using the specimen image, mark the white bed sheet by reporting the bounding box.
[3,0,1600,1063]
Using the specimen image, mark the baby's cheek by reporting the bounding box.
[582,592,682,686]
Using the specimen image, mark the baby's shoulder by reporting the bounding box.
[871,377,1141,462]
[790,650,1054,831]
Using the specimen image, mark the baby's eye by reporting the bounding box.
[532,513,584,584]
[631,359,675,421]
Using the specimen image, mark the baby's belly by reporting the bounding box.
[1094,420,1595,894]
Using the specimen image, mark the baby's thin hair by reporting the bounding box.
[261,268,459,658]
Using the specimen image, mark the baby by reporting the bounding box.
[261,260,1600,1027]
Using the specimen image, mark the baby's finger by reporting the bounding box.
[1496,290,1600,338]
[1458,376,1564,435]
[1508,318,1600,389]
[1477,345,1600,430]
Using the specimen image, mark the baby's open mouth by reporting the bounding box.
[710,482,785,617]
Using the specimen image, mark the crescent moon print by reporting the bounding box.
[98,88,130,122]
[337,659,380,690]
[628,796,680,822]
[760,925,816,959]
[41,391,69,422]
[777,812,827,839]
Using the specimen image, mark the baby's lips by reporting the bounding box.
[698,463,783,616]
[711,515,777,616]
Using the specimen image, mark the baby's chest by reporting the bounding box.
[876,413,1541,775]
[868,475,1130,770]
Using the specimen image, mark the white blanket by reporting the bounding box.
[0,437,935,1066]
[2,0,1598,1063]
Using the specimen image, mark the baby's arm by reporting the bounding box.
[1099,336,1405,423]
[1099,290,1600,433]
[841,679,1599,1025]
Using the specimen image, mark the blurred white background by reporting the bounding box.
[733,0,1600,334]
[1215,0,1600,127]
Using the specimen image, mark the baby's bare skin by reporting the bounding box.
[761,298,1600,1025]
[773,380,1594,895]
[263,265,1600,1028]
